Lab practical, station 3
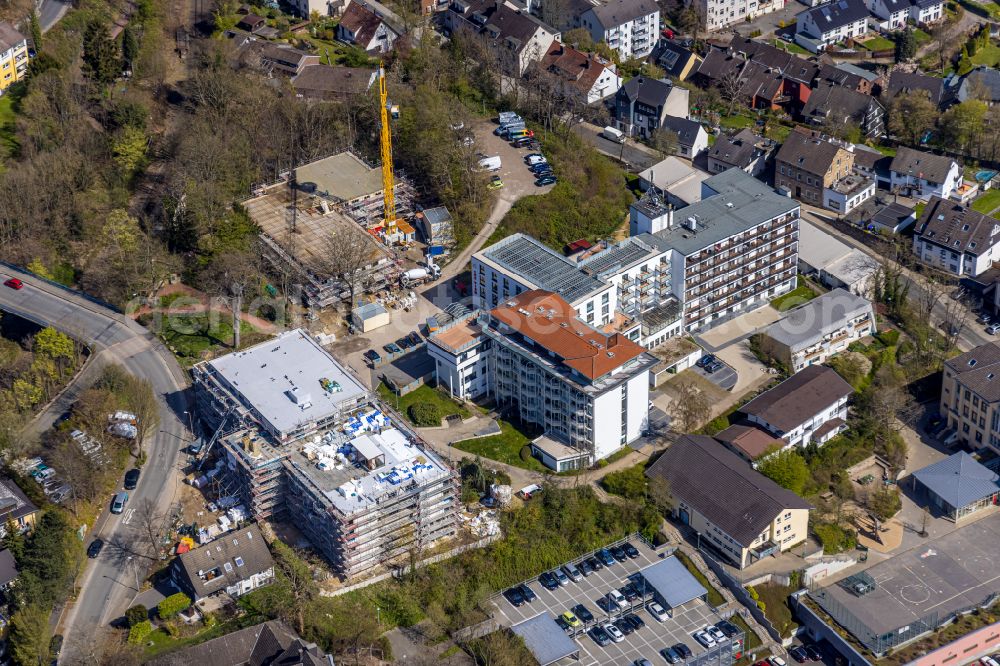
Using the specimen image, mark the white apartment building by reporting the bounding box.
[631,169,800,333]
[912,196,1000,278]
[889,147,962,201]
[741,365,854,448]
[940,341,1000,452]
[795,0,870,52]
[426,313,491,401]
[759,288,875,373]
[695,0,787,31]
[578,0,660,60]
[458,290,657,470]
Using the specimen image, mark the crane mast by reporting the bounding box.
[378,64,397,234]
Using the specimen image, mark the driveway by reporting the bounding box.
[691,359,738,391]
[571,122,662,172]
[714,340,771,394]
[695,306,782,352]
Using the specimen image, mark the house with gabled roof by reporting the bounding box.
[889,146,962,200]
[795,0,871,52]
[538,41,621,104]
[336,1,400,53]
[912,196,1000,277]
[577,0,660,60]
[444,0,559,75]
[171,524,275,602]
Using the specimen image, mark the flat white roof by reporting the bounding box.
[798,220,853,270]
[207,329,368,437]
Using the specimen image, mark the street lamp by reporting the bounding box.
[183,410,194,436]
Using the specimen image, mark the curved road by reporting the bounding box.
[0,266,189,663]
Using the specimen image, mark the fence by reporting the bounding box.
[697,546,787,645]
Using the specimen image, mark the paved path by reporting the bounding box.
[0,265,189,664]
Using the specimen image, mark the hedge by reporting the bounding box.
[158,592,192,620]
[125,604,148,627]
[127,620,153,645]
[408,403,441,427]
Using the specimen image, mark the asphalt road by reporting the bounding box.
[0,266,189,664]
[38,0,71,32]
[571,122,661,172]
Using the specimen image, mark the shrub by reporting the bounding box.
[813,521,856,554]
[757,601,766,611]
[125,604,148,627]
[747,586,759,601]
[408,403,441,427]
[519,445,533,462]
[601,464,648,500]
[701,414,731,435]
[461,485,481,504]
[127,620,153,645]
[157,592,192,620]
[876,329,900,347]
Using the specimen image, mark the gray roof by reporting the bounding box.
[0,549,17,587]
[0,21,25,52]
[585,0,658,29]
[662,116,704,148]
[764,288,873,352]
[619,76,674,108]
[480,233,607,303]
[175,524,274,599]
[646,435,812,546]
[652,169,799,256]
[914,196,998,257]
[890,147,959,185]
[912,452,1000,510]
[799,0,870,33]
[423,206,452,226]
[708,129,771,169]
[579,234,669,277]
[741,365,854,433]
[149,620,331,666]
[0,478,38,525]
[638,556,707,608]
[205,329,368,440]
[869,202,915,230]
[958,66,1000,103]
[511,613,580,666]
[887,70,947,104]
[353,302,388,320]
[803,83,881,125]
[775,129,849,177]
[945,341,1000,402]
[656,40,698,78]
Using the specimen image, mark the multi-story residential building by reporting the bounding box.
[706,129,775,178]
[940,342,1000,452]
[444,0,559,75]
[538,41,622,104]
[631,168,800,332]
[577,0,659,60]
[889,147,962,201]
[912,196,1000,277]
[484,290,657,466]
[613,76,689,138]
[740,365,854,448]
[801,83,886,139]
[795,0,870,52]
[758,288,875,372]
[774,128,856,208]
[694,0,787,32]
[472,233,616,327]
[193,330,458,580]
[426,312,491,401]
[0,22,28,94]
[646,435,812,568]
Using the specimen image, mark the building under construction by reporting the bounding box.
[192,330,459,579]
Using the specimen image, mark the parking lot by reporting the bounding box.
[489,541,735,666]
[691,357,738,391]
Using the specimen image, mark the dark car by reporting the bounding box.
[519,583,537,603]
[804,646,822,661]
[673,643,693,659]
[579,558,594,576]
[539,572,559,590]
[597,548,616,567]
[49,634,63,660]
[383,342,403,354]
[407,332,421,346]
[620,582,640,601]
[614,617,635,636]
[696,354,716,367]
[622,541,640,559]
[123,468,140,490]
[574,603,595,623]
[717,620,740,638]
[623,613,645,631]
[588,626,612,647]
[530,162,553,173]
[364,349,382,364]
[535,175,557,186]
[503,586,525,607]
[586,555,603,571]
[705,360,724,373]
[86,539,104,558]
[397,336,413,350]
[661,647,682,664]
[790,647,809,663]
[610,545,628,562]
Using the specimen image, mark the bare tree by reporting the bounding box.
[717,70,744,116]
[670,378,711,432]
[319,226,381,310]
[135,497,167,561]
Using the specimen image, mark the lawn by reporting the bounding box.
[858,36,895,51]
[913,28,932,46]
[770,38,810,55]
[673,551,726,607]
[720,113,755,131]
[769,278,818,312]
[764,123,792,142]
[141,312,265,364]
[144,615,262,659]
[452,420,549,472]
[0,88,21,165]
[914,201,926,218]
[749,581,799,638]
[972,188,1000,214]
[376,382,471,422]
[971,42,1000,67]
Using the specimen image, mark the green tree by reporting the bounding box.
[121,26,139,70]
[2,521,25,561]
[341,46,371,67]
[157,592,192,619]
[34,327,75,366]
[8,604,50,665]
[127,620,153,644]
[112,126,148,174]
[940,99,986,153]
[268,539,318,635]
[887,91,937,145]
[82,20,120,84]
[894,28,917,62]
[757,449,810,495]
[562,27,594,51]
[125,604,148,627]
[867,486,902,521]
[29,11,42,53]
[14,510,78,609]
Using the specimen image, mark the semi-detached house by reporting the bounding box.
[538,41,622,104]
[795,0,870,52]
[444,0,559,75]
[646,435,813,568]
[613,76,689,138]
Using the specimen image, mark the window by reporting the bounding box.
[235,556,245,567]
[224,562,234,573]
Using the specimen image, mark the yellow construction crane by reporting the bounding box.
[377,64,399,234]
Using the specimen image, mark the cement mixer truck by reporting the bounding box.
[400,254,441,287]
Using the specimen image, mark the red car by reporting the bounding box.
[3,278,23,290]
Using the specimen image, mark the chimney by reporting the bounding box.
[609,333,619,347]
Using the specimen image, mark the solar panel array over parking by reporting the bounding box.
[482,233,607,304]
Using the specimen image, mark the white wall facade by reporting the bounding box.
[697,0,787,31]
[889,161,961,200]
[796,13,868,49]
[910,0,943,22]
[822,179,875,215]
[591,371,649,459]
[748,396,849,447]
[581,8,659,60]
[428,337,491,401]
[913,236,1000,277]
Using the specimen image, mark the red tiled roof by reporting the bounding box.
[340,2,384,46]
[490,290,646,381]
[541,42,611,96]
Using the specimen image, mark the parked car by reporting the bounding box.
[987,323,1000,336]
[518,583,536,603]
[614,617,635,636]
[552,568,569,586]
[123,468,140,490]
[49,634,63,661]
[607,589,628,609]
[529,162,553,173]
[488,175,504,190]
[597,548,616,566]
[111,491,128,514]
[3,278,23,290]
[610,545,628,562]
[790,647,809,663]
[574,604,594,623]
[383,342,403,354]
[562,562,583,582]
[579,558,594,576]
[982,659,1000,666]
[588,625,612,647]
[696,354,716,367]
[503,586,525,607]
[87,539,104,558]
[707,625,726,642]
[661,647,682,664]
[769,657,787,666]
[633,660,654,666]
[622,541,640,559]
[363,349,382,365]
[535,175,557,186]
[539,572,559,590]
[623,613,645,630]
[705,360,724,373]
[525,154,547,165]
[397,336,414,350]
[693,629,716,647]
[407,332,422,346]
[717,620,740,637]
[604,623,625,643]
[585,555,603,571]
[620,583,639,601]
[804,646,822,661]
[672,643,693,659]
[512,137,534,148]
[646,601,668,622]
[561,610,582,628]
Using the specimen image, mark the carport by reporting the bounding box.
[638,556,708,612]
[511,613,581,665]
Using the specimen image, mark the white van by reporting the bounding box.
[602,126,625,143]
[477,155,502,172]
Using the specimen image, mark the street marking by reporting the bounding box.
[122,508,135,525]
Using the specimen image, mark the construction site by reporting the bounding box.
[190,329,460,580]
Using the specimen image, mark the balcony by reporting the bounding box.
[685,240,797,292]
